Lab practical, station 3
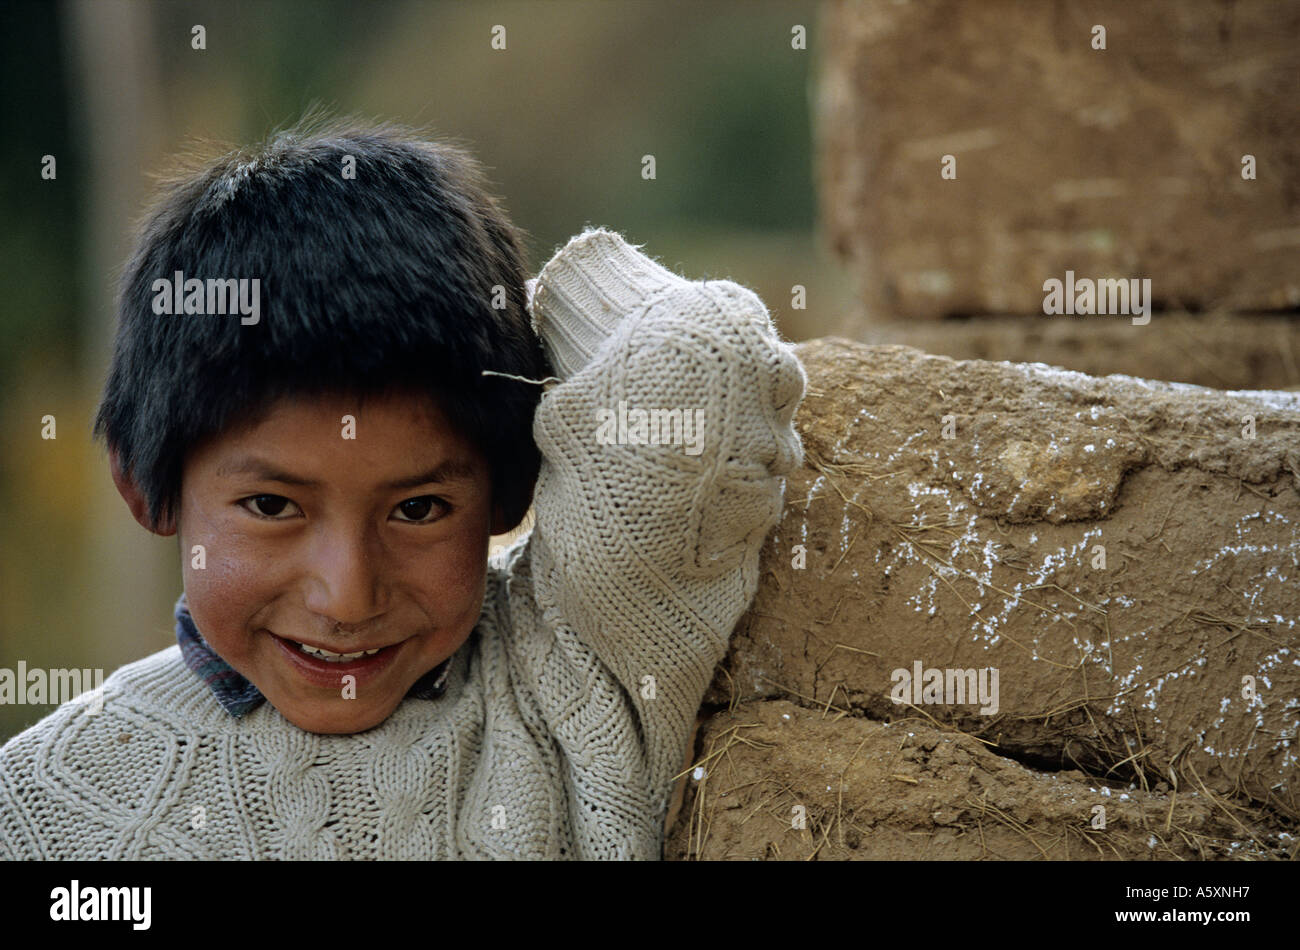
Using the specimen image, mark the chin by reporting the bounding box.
[280,700,399,735]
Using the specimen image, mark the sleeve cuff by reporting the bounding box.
[529,228,688,379]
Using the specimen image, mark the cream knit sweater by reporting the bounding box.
[0,228,805,860]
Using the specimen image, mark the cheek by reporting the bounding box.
[408,525,491,618]
[178,510,280,647]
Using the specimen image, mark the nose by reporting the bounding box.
[302,521,387,628]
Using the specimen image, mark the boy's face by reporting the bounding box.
[175,390,501,734]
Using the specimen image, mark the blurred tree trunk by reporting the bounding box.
[64,0,176,667]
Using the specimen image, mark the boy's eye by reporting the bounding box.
[241,494,298,519]
[392,496,448,524]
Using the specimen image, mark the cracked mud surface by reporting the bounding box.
[665,700,1286,861]
[664,340,1300,860]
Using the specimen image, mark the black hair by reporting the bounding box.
[94,112,550,532]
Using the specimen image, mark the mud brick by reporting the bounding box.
[703,340,1300,829]
[816,0,1300,319]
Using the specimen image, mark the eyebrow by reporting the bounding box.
[214,455,481,491]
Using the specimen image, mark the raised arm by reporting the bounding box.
[521,228,805,808]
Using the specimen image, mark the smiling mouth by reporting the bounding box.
[274,634,393,664]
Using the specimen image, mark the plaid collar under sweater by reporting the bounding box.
[173,594,453,718]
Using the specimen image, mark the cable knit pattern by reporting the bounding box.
[0,227,805,860]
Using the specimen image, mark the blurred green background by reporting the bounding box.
[0,0,852,743]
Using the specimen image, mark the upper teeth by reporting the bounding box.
[297,642,382,662]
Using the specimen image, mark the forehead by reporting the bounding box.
[189,389,485,485]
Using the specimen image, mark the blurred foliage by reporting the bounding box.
[0,1,79,383]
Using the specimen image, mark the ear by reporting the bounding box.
[109,448,176,536]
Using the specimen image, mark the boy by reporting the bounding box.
[0,116,805,859]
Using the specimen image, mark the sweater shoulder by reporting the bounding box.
[0,645,226,774]
[0,646,229,858]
